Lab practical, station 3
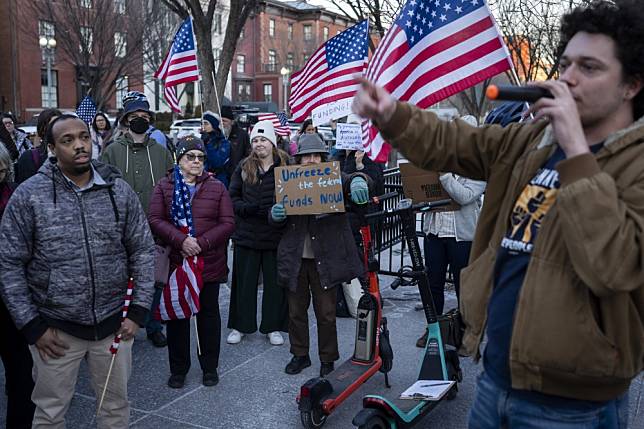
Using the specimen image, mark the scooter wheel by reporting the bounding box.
[301,409,327,428]
[358,415,389,429]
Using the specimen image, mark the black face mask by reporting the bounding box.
[129,117,149,134]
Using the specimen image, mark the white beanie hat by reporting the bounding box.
[250,120,277,147]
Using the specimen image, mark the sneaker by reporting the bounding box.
[167,374,185,389]
[416,331,428,348]
[267,331,284,346]
[202,371,219,387]
[227,329,243,344]
[147,331,167,348]
[285,355,312,375]
[320,362,334,377]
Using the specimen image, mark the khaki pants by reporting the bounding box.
[29,329,133,429]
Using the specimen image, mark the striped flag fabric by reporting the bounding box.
[164,84,181,113]
[76,95,97,124]
[257,112,291,136]
[156,165,204,321]
[289,20,369,123]
[362,0,512,162]
[154,17,201,86]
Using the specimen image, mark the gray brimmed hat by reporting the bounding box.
[295,133,328,156]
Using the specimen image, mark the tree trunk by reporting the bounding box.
[194,22,216,111]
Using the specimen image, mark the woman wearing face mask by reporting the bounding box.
[148,135,235,389]
[90,112,113,158]
[201,111,231,188]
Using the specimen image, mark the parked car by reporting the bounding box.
[169,118,202,141]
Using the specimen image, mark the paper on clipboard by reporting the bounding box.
[399,380,456,401]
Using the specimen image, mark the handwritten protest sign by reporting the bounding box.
[399,162,460,212]
[311,98,353,126]
[274,162,346,215]
[335,123,363,150]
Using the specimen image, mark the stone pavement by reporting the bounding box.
[2,276,643,428]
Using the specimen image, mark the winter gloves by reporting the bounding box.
[350,177,369,205]
[271,203,287,222]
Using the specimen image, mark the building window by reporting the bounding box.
[213,48,221,70]
[80,26,93,55]
[323,27,329,41]
[41,69,58,108]
[303,24,312,41]
[81,0,92,8]
[214,13,222,35]
[269,19,275,37]
[237,82,251,101]
[263,83,272,102]
[268,50,277,72]
[114,0,126,14]
[236,55,245,73]
[287,52,294,68]
[288,23,293,40]
[115,76,128,109]
[114,32,126,57]
[39,20,55,38]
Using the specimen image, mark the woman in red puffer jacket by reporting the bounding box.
[148,135,234,390]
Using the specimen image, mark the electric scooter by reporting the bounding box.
[352,198,463,429]
[297,194,397,429]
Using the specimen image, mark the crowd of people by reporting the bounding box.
[0,1,642,428]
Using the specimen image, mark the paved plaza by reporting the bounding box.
[2,267,643,428]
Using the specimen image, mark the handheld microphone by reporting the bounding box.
[485,84,553,103]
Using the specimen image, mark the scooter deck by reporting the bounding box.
[363,394,442,427]
[322,357,382,411]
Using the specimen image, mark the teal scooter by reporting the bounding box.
[352,198,463,429]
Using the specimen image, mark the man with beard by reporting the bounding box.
[0,115,155,427]
[221,105,251,184]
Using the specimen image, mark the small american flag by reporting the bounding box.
[154,17,200,86]
[289,20,369,123]
[156,165,204,321]
[76,95,97,125]
[363,0,512,161]
[257,112,291,136]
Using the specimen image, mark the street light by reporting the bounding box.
[39,36,57,108]
[280,66,289,115]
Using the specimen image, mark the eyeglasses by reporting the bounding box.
[185,153,205,162]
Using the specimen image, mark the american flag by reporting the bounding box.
[76,95,97,124]
[289,20,369,123]
[109,279,134,354]
[155,17,200,86]
[164,85,181,113]
[156,165,204,321]
[257,112,291,136]
[363,0,512,162]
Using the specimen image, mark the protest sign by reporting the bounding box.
[311,98,353,126]
[335,123,363,151]
[399,162,460,212]
[274,161,346,215]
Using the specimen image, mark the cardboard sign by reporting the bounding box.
[399,162,460,212]
[311,98,354,126]
[274,162,346,215]
[335,123,363,150]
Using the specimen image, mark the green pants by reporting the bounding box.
[227,245,288,334]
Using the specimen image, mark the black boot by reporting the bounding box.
[320,362,334,377]
[203,371,219,387]
[285,355,312,374]
[148,331,168,348]
[167,374,185,389]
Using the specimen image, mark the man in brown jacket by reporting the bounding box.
[353,1,643,427]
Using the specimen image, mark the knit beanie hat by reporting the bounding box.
[220,105,234,120]
[250,120,277,147]
[175,135,205,162]
[202,111,220,131]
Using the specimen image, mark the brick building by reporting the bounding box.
[0,0,144,123]
[232,0,356,112]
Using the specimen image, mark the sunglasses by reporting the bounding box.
[185,153,205,162]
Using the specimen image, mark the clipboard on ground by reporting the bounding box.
[399,379,456,401]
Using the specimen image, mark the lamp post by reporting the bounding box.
[280,66,289,115]
[38,36,57,108]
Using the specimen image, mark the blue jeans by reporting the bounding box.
[145,286,164,335]
[469,371,629,429]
